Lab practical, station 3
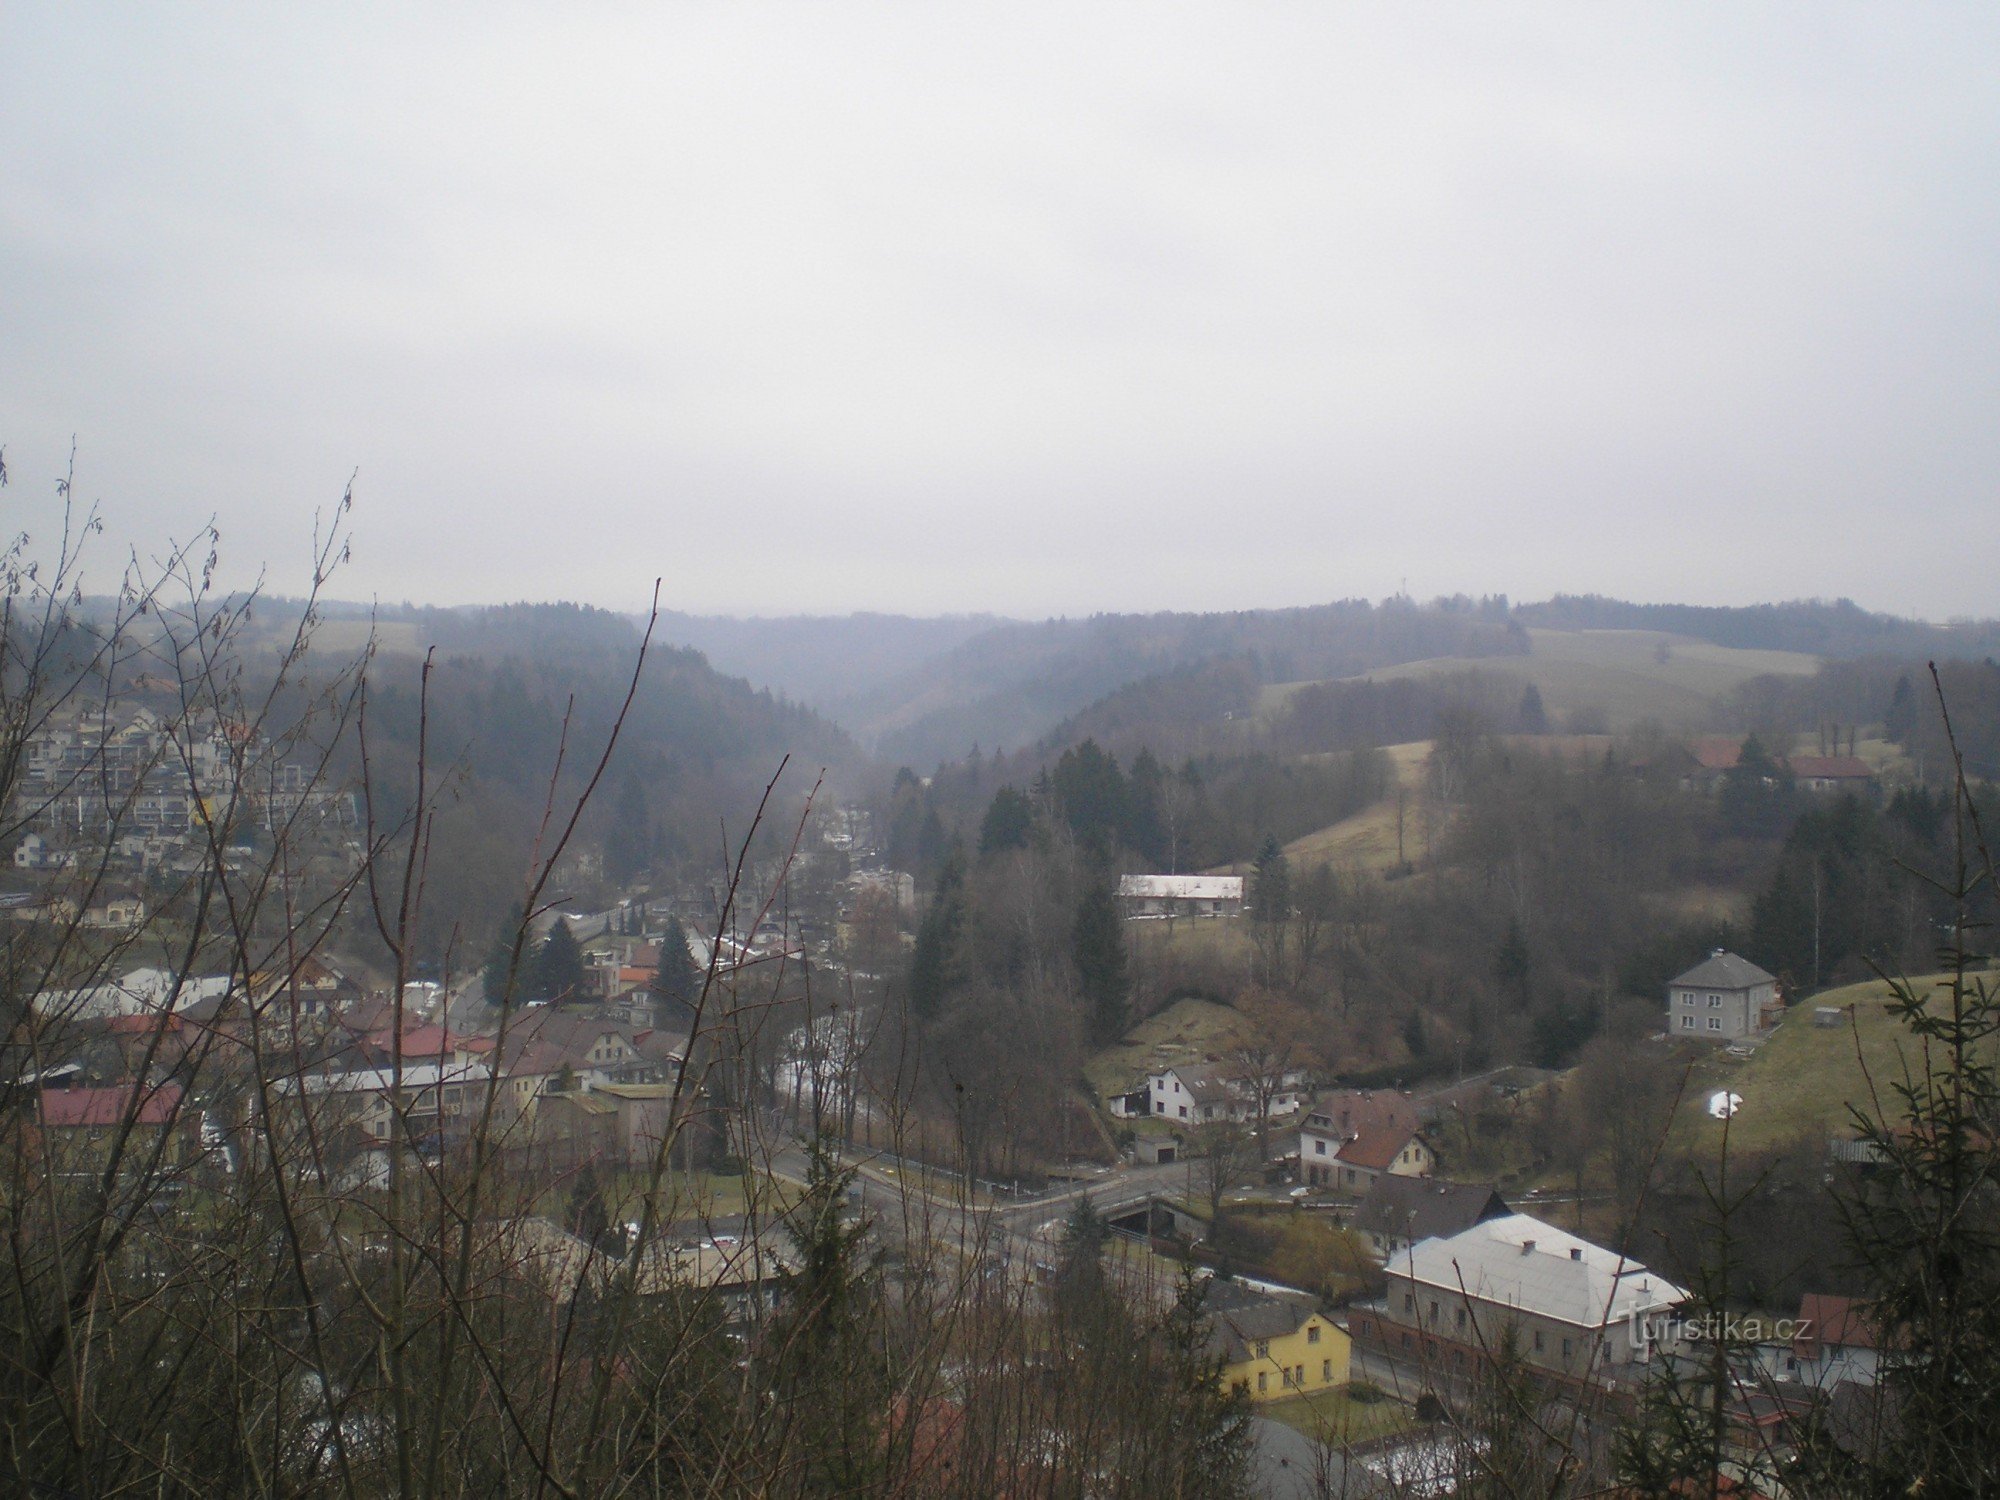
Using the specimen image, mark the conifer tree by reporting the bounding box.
[1073,867,1131,1047]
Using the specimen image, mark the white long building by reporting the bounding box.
[1117,874,1244,919]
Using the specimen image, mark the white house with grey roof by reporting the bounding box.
[1667,949,1779,1041]
[1117,874,1243,919]
[1352,1213,1689,1384]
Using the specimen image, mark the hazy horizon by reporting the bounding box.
[7,5,1999,619]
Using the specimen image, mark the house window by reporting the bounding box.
[1255,1340,1269,1359]
[1404,1294,1415,1313]
[1322,1359,1332,1381]
[1681,1016,1694,1029]
[1178,1106,1187,1118]
[1455,1309,1466,1330]
[1533,1331,1544,1352]
[1307,1325,1321,1345]
[1428,1301,1439,1325]
[1708,1017,1722,1031]
[1257,1372,1267,1394]
[1562,1339,1573,1359]
[1314,1139,1327,1156]
[1708,995,1721,1008]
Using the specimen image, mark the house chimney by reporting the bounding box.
[1521,1240,1536,1255]
[1570,1248,1583,1261]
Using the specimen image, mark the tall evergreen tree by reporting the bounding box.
[1049,739,1130,853]
[651,916,703,1018]
[602,773,652,885]
[1516,681,1549,734]
[1073,867,1131,1047]
[532,918,586,1004]
[482,900,528,1006]
[1250,835,1291,922]
[907,844,968,1020]
[978,784,1034,855]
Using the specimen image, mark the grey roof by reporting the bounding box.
[1668,950,1776,992]
[1201,1281,1318,1361]
[1352,1178,1509,1244]
[1393,1213,1686,1329]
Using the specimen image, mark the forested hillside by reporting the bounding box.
[242,600,865,951]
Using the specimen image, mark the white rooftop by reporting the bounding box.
[284,1061,491,1096]
[1396,1213,1687,1329]
[1118,874,1244,900]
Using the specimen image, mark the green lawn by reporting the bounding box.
[1666,971,1991,1159]
[1260,1384,1415,1447]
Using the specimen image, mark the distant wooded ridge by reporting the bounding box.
[227,593,2000,770]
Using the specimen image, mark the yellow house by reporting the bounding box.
[1204,1283,1351,1402]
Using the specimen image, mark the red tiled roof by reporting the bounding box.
[361,1023,462,1060]
[1796,1292,1880,1352]
[1690,737,1744,771]
[39,1084,183,1128]
[1305,1089,1424,1170]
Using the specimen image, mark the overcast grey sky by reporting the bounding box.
[5,4,1997,619]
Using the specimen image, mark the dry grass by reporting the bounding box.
[1666,971,1991,1158]
[1279,741,1434,873]
[1262,628,1818,734]
[1086,995,1259,1101]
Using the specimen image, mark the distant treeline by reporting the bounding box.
[866,596,1525,766]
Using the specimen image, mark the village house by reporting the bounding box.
[1667,949,1780,1042]
[1349,1177,1510,1263]
[277,1060,493,1160]
[1349,1213,1689,1387]
[1116,874,1244,920]
[1203,1280,1351,1402]
[533,1081,673,1170]
[1784,1293,1886,1389]
[1145,1061,1307,1127]
[35,1082,191,1173]
[509,1215,795,1328]
[1298,1089,1432,1191]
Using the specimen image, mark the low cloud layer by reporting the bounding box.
[5,4,1996,618]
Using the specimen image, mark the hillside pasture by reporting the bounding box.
[1667,972,1987,1159]
[1280,741,1432,872]
[1263,628,1818,734]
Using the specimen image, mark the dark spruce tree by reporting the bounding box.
[977,784,1034,855]
[651,915,703,1025]
[532,917,587,1004]
[481,900,528,1006]
[907,843,968,1021]
[1250,835,1290,921]
[1073,865,1131,1048]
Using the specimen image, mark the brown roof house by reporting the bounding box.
[1299,1090,1432,1191]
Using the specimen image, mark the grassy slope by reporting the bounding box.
[1261,628,1818,733]
[1264,629,1821,882]
[1279,741,1433,873]
[1666,972,1980,1159]
[1085,995,1259,1103]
